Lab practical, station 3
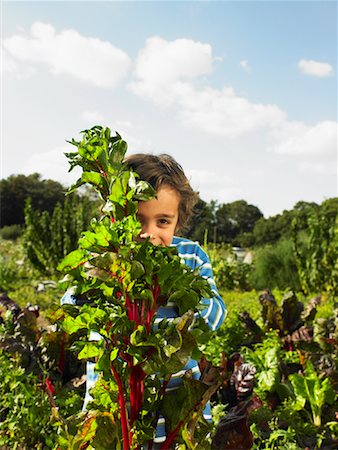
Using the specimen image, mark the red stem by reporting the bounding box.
[160,387,200,450]
[141,300,146,326]
[160,419,186,450]
[111,363,130,450]
[96,159,107,178]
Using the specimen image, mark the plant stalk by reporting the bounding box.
[111,363,130,450]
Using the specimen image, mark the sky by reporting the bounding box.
[1,0,337,217]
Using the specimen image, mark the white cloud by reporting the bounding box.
[177,84,286,137]
[82,110,105,123]
[129,36,213,105]
[130,37,286,137]
[20,147,81,186]
[298,59,334,78]
[273,121,337,156]
[3,22,131,87]
[240,59,250,71]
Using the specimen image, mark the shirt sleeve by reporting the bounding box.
[194,245,227,331]
[61,291,77,305]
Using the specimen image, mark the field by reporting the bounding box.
[0,234,337,450]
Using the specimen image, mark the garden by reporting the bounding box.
[0,127,337,449]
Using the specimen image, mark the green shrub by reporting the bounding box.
[205,243,253,291]
[0,302,84,449]
[250,239,301,291]
[0,352,56,449]
[23,195,93,276]
[0,255,18,292]
[292,211,338,296]
[0,224,23,240]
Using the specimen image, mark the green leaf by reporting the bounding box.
[62,316,83,334]
[133,180,156,201]
[78,342,103,359]
[109,138,128,163]
[110,348,119,362]
[57,249,90,272]
[130,325,147,346]
[131,260,145,279]
[82,171,109,192]
[161,376,208,434]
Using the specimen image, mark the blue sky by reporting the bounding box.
[2,0,337,217]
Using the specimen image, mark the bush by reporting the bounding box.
[23,195,93,276]
[250,239,301,291]
[206,243,253,291]
[0,299,85,449]
[0,224,23,240]
[0,352,56,449]
[292,211,338,297]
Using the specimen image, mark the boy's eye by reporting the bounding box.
[158,218,169,225]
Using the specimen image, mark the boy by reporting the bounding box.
[126,154,226,447]
[62,153,226,447]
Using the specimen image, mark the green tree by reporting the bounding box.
[215,200,263,244]
[320,197,338,219]
[0,173,66,227]
[252,210,294,246]
[184,198,216,243]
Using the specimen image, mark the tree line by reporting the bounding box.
[185,197,337,247]
[1,173,337,248]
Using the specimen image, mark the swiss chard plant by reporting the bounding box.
[54,126,216,449]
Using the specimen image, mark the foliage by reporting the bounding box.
[249,238,301,291]
[204,289,337,449]
[292,209,338,296]
[23,195,93,276]
[184,199,263,246]
[289,360,335,427]
[215,200,263,245]
[0,296,84,449]
[0,173,66,227]
[0,239,30,293]
[206,243,253,291]
[0,254,19,293]
[0,224,23,240]
[0,351,56,449]
[183,199,216,244]
[0,238,64,312]
[53,125,220,449]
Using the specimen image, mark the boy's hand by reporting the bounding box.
[139,233,153,240]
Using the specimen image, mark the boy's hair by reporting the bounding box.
[125,153,199,231]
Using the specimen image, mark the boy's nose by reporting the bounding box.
[142,223,156,237]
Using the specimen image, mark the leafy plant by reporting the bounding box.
[292,210,338,296]
[289,360,336,427]
[23,195,93,276]
[0,224,23,240]
[0,295,84,449]
[205,243,253,291]
[54,126,218,449]
[249,238,301,292]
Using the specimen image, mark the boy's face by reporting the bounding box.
[137,186,180,246]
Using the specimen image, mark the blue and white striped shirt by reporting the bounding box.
[61,236,226,446]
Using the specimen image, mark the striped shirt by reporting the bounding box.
[61,236,226,446]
